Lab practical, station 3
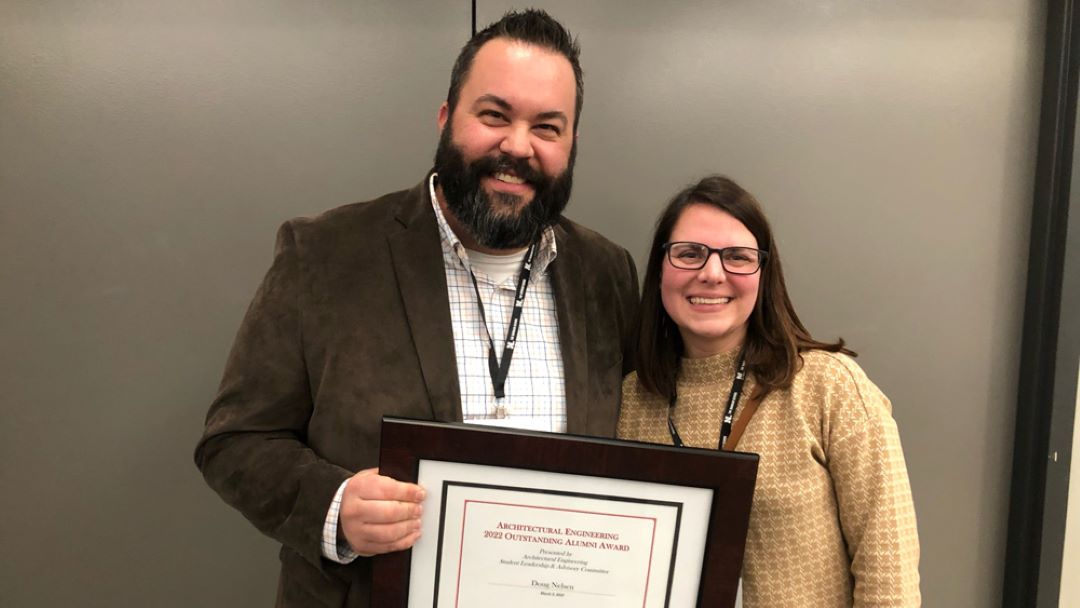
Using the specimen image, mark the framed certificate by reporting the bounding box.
[372,417,758,608]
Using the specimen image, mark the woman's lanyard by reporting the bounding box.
[465,242,537,399]
[667,350,747,450]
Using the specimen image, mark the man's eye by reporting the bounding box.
[478,110,507,122]
[535,124,561,136]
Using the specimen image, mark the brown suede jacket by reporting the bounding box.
[194,176,639,607]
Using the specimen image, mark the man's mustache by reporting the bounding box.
[471,154,546,187]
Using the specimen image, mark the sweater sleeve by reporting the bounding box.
[821,356,921,607]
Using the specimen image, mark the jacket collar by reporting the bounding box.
[388,174,462,422]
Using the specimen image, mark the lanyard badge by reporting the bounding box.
[668,350,746,450]
[465,242,538,403]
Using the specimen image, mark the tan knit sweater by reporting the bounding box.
[617,349,920,607]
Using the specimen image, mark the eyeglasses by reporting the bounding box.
[662,241,767,274]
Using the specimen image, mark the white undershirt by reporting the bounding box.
[465,247,528,286]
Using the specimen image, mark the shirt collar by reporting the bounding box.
[428,172,558,273]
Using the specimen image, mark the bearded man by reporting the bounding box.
[195,10,639,607]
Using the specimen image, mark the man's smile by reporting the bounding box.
[493,171,526,184]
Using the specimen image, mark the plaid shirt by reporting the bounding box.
[429,174,566,432]
[322,174,566,562]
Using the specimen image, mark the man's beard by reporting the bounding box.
[433,124,575,250]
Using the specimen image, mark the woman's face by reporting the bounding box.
[660,204,761,358]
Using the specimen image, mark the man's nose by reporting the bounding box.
[499,125,535,159]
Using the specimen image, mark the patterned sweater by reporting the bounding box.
[617,349,920,607]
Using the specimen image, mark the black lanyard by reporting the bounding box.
[465,242,537,399]
[667,351,746,450]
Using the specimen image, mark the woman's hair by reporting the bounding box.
[635,175,854,402]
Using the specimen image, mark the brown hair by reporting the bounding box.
[635,175,853,402]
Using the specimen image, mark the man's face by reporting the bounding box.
[434,38,578,250]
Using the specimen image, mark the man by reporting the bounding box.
[195,9,639,606]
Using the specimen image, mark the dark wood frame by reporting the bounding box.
[1004,1,1080,606]
[371,417,759,607]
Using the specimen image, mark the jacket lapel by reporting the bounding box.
[387,179,463,422]
[549,224,590,435]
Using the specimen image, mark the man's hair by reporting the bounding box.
[635,175,854,403]
[446,9,584,132]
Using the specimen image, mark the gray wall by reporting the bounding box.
[1,2,468,606]
[0,1,1045,607]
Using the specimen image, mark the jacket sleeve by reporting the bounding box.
[824,359,921,607]
[194,221,352,570]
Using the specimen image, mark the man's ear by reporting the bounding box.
[437,102,449,132]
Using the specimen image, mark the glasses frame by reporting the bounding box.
[662,241,769,275]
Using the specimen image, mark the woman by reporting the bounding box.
[617,176,920,607]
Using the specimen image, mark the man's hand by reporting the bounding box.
[340,468,425,557]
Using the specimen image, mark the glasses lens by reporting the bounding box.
[668,242,709,269]
[721,247,761,274]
